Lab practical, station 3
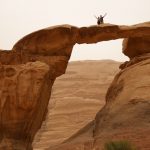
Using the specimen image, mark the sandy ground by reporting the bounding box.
[33,60,120,150]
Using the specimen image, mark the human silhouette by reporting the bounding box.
[95,13,107,25]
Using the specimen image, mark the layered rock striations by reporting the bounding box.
[0,22,149,149]
[33,60,120,150]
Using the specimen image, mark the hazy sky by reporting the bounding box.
[0,0,149,61]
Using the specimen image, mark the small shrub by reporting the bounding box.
[104,140,137,150]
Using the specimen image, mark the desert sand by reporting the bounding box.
[33,60,120,149]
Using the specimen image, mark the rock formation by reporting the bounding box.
[0,22,149,149]
[48,23,150,150]
[93,55,150,149]
[0,61,52,150]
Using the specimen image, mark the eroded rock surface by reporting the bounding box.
[123,37,150,58]
[0,22,149,149]
[93,56,150,150]
[0,61,52,150]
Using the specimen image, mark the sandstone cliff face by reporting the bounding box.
[0,22,149,149]
[93,55,150,150]
[0,25,75,150]
[0,61,52,150]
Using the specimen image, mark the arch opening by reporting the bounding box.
[33,40,124,148]
[70,39,128,62]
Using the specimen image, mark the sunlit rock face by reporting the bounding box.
[0,22,149,149]
[0,26,74,149]
[0,61,52,150]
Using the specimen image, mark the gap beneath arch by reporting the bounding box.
[70,39,128,62]
[34,58,122,149]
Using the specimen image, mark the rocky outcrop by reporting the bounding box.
[123,37,150,58]
[93,55,150,150]
[0,22,149,149]
[0,61,52,150]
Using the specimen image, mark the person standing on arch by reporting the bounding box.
[95,13,107,25]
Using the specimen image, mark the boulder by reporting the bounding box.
[123,37,150,58]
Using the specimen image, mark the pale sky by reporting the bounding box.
[0,0,150,61]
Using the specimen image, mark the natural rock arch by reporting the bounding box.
[0,22,149,149]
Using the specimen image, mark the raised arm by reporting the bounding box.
[94,15,98,19]
[103,13,107,18]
